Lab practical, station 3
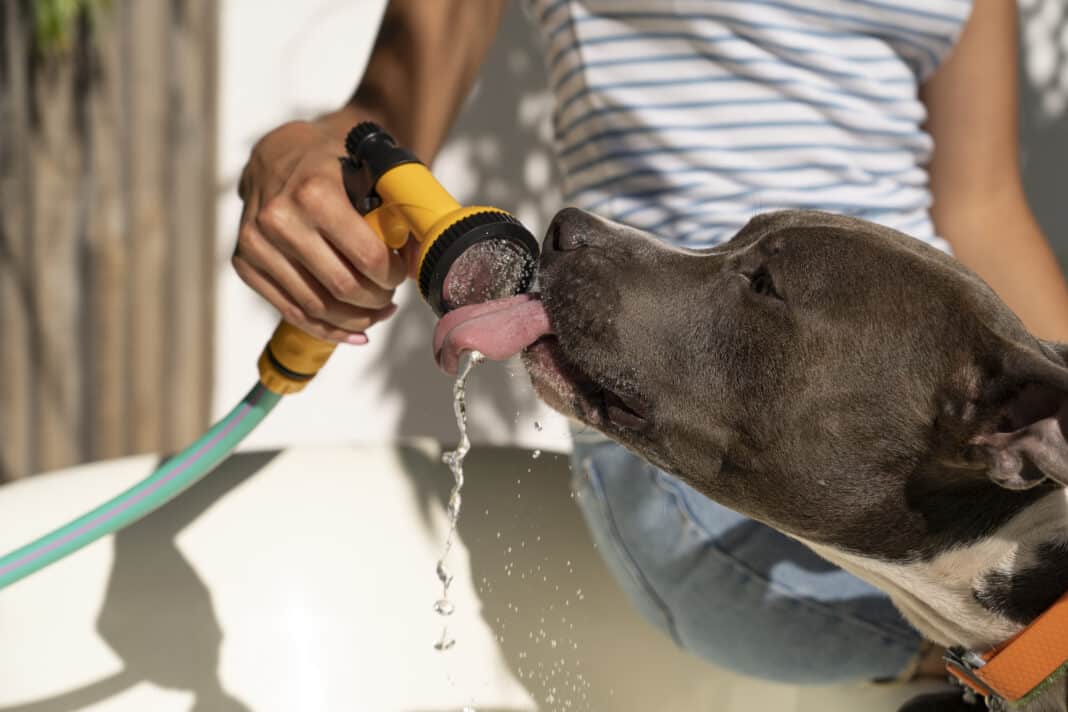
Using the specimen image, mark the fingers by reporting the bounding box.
[233,120,409,338]
[234,223,398,343]
[255,193,398,310]
[290,175,408,290]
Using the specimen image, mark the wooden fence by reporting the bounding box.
[0,0,218,480]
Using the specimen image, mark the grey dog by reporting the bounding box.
[522,208,1068,712]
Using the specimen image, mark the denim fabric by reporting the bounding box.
[570,428,924,684]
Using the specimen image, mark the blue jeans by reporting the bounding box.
[569,427,924,684]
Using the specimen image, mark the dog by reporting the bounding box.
[519,208,1068,712]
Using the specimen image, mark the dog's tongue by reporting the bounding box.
[433,294,552,375]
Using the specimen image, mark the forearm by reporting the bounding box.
[920,1,1068,342]
[936,190,1068,342]
[313,0,506,162]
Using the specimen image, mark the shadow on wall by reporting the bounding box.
[368,2,560,446]
[1019,0,1068,268]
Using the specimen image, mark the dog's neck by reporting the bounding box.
[800,487,1068,653]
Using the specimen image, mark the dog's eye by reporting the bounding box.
[748,266,783,300]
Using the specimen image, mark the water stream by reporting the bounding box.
[434,349,485,657]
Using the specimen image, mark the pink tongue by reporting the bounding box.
[433,294,553,375]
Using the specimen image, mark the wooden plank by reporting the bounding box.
[30,21,87,473]
[163,0,217,451]
[0,1,35,480]
[0,1,217,479]
[121,0,169,454]
[84,2,130,461]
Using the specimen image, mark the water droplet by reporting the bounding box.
[532,449,541,459]
[534,420,543,431]
[434,599,455,616]
[436,561,453,587]
[434,637,456,651]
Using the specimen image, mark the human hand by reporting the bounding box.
[232,119,408,344]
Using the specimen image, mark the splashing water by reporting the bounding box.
[434,350,485,654]
[442,240,533,311]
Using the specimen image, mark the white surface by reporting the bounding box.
[0,445,945,712]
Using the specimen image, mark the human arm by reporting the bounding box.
[233,0,508,343]
[921,0,1068,341]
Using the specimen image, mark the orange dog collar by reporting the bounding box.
[946,590,1068,707]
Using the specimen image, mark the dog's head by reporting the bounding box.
[525,208,1068,560]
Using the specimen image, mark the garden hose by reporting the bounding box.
[0,384,280,590]
[0,121,538,591]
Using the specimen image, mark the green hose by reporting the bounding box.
[0,383,281,591]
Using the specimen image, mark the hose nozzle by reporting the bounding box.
[258,122,539,394]
[344,122,539,315]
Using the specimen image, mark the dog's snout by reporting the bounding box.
[547,207,598,251]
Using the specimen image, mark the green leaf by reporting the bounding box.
[28,0,110,54]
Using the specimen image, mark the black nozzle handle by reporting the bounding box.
[341,122,421,215]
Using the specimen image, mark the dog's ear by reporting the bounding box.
[973,341,1068,490]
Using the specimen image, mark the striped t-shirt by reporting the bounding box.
[525,0,974,252]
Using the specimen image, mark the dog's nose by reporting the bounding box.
[546,207,593,251]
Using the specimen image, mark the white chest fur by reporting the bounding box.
[800,489,1068,653]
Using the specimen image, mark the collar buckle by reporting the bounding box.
[944,646,1007,710]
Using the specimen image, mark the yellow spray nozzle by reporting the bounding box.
[257,322,337,395]
[344,123,538,316]
[257,122,538,395]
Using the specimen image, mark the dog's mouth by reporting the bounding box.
[432,295,650,433]
[523,336,650,433]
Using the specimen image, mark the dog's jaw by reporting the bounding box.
[522,338,607,429]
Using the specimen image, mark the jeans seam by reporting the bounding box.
[639,461,921,649]
[581,454,686,648]
[580,450,922,653]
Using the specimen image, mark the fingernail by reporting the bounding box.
[345,333,369,345]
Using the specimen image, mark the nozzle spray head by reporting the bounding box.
[344,122,539,316]
[421,210,539,315]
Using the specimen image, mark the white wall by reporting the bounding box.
[213,0,570,453]
[213,0,1068,453]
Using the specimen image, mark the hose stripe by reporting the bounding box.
[0,383,281,590]
[0,404,253,579]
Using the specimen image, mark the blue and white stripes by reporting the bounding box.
[525,0,973,251]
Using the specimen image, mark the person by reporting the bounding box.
[233,0,1068,685]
